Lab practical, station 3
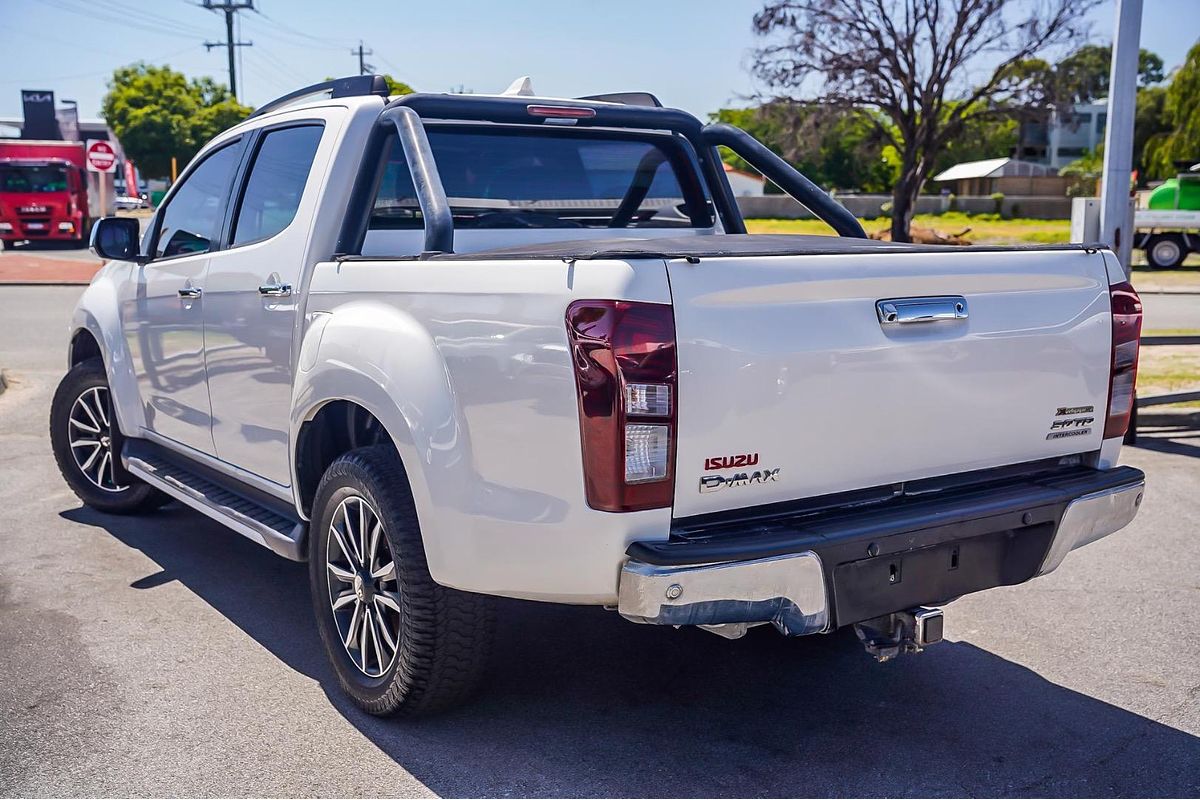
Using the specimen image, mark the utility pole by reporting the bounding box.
[1099,0,1143,268]
[352,41,374,75]
[202,0,255,101]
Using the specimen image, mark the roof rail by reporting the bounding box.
[576,91,663,107]
[249,75,390,119]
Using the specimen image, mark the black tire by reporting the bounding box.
[50,357,167,514]
[1144,234,1187,269]
[308,445,494,717]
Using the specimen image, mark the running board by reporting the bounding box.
[124,446,306,561]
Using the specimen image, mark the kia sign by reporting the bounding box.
[86,139,117,173]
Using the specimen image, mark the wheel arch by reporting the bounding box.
[68,271,144,436]
[289,302,468,555]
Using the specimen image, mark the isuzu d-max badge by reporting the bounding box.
[699,468,780,493]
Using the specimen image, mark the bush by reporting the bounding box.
[990,192,1005,216]
[948,193,958,212]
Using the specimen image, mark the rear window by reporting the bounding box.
[369,128,712,230]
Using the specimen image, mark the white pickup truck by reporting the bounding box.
[53,76,1146,717]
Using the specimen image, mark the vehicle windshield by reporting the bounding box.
[0,165,68,193]
[369,127,713,230]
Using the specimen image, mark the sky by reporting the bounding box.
[0,0,1197,122]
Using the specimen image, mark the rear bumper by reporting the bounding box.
[617,466,1145,635]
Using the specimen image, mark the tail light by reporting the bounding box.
[1104,281,1142,439]
[565,300,677,512]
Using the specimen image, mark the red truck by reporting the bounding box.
[0,140,106,246]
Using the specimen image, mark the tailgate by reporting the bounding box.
[667,248,1113,518]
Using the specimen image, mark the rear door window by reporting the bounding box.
[231,125,323,247]
[370,128,712,230]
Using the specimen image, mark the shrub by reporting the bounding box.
[990,192,1005,216]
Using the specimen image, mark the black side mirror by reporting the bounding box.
[90,216,143,261]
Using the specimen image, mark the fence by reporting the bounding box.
[1128,334,1200,443]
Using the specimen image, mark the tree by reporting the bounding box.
[101,63,251,178]
[713,103,896,192]
[1143,40,1200,179]
[751,0,1096,241]
[1052,44,1164,104]
[382,74,415,95]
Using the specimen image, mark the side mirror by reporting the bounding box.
[90,216,143,261]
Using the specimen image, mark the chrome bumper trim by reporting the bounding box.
[1038,479,1145,575]
[617,551,829,637]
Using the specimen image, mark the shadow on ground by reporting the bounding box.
[1131,424,1200,459]
[62,504,1200,798]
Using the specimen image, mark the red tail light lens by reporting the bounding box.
[565,300,677,512]
[1104,281,1142,439]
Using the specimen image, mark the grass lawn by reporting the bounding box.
[746,212,1071,245]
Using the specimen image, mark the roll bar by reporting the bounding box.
[337,94,866,257]
[378,106,455,255]
[699,123,867,239]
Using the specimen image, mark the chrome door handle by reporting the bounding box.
[177,286,202,298]
[877,296,968,325]
[258,282,292,297]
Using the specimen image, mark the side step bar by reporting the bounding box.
[123,444,306,561]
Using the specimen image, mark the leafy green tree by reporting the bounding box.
[382,75,415,95]
[101,63,251,178]
[1052,44,1165,104]
[1144,41,1200,179]
[1059,148,1104,196]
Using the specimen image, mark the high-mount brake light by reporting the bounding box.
[565,300,677,512]
[527,105,597,120]
[1105,281,1143,439]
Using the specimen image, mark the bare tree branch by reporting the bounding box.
[751,0,1098,240]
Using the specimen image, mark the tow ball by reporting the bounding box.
[854,607,944,662]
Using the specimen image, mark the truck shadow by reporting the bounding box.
[63,505,1200,798]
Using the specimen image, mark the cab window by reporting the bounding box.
[231,125,323,247]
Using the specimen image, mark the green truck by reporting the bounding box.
[1136,164,1200,268]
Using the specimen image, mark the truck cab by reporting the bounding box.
[0,140,94,245]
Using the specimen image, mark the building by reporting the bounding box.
[930,157,1067,196]
[1016,101,1107,170]
[722,162,766,196]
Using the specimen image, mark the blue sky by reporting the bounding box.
[0,0,1196,121]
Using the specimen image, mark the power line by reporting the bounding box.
[201,0,254,101]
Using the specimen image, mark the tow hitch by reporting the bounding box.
[854,607,944,662]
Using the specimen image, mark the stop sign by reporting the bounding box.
[85,139,117,173]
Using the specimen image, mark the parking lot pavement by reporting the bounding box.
[1,285,1198,797]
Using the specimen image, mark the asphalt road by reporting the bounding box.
[1,286,1198,798]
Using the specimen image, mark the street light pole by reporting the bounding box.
[1099,0,1143,268]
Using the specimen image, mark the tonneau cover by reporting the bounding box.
[408,234,1097,261]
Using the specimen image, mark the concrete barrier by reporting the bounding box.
[737,193,1073,221]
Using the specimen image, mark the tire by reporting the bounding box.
[308,445,494,717]
[49,357,167,514]
[1144,234,1187,269]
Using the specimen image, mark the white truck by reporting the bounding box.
[53,76,1146,717]
[1134,165,1200,268]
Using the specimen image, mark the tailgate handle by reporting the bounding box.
[877,296,968,325]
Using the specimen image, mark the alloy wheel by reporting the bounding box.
[67,386,127,493]
[326,495,401,677]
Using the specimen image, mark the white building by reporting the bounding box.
[722,162,766,196]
